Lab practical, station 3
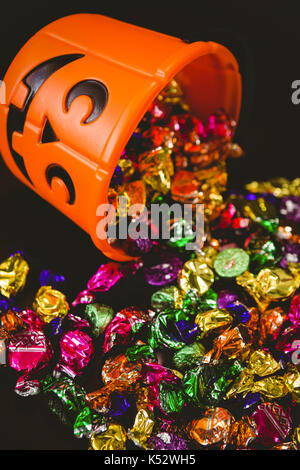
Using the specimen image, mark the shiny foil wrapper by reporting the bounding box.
[86,355,142,413]
[173,341,206,371]
[33,286,69,323]
[0,253,29,298]
[128,408,155,448]
[84,303,115,336]
[251,402,292,447]
[195,309,233,339]
[228,415,257,449]
[187,407,233,448]
[1,310,24,333]
[8,329,52,372]
[103,307,150,353]
[202,324,251,363]
[178,259,214,297]
[251,376,289,400]
[247,349,281,376]
[148,432,189,450]
[284,365,300,403]
[90,424,127,450]
[237,267,299,311]
[259,307,287,346]
[56,329,94,378]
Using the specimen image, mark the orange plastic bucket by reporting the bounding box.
[0,13,241,261]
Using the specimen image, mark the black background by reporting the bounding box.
[0,0,299,450]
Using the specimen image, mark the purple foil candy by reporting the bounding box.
[175,320,198,343]
[217,290,239,309]
[57,329,93,378]
[39,269,65,288]
[148,432,188,450]
[280,196,300,222]
[108,394,131,417]
[226,301,251,323]
[243,391,262,409]
[279,242,300,269]
[143,253,183,286]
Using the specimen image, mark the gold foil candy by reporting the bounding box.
[284,365,300,403]
[247,350,281,377]
[117,158,135,181]
[33,285,69,323]
[245,177,300,198]
[90,424,127,450]
[0,253,29,298]
[226,370,254,399]
[128,408,155,448]
[236,268,298,312]
[157,78,187,108]
[256,267,299,301]
[178,259,214,296]
[195,309,233,339]
[251,376,289,400]
[138,147,174,195]
[292,426,300,449]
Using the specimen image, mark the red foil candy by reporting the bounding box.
[289,293,300,326]
[8,329,52,372]
[56,329,94,378]
[251,402,292,447]
[103,307,150,353]
[18,309,46,330]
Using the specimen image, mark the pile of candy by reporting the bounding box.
[0,79,299,450]
[107,78,243,255]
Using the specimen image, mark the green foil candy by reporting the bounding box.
[173,342,206,371]
[183,360,243,407]
[84,303,115,337]
[214,248,250,278]
[151,286,179,312]
[159,380,185,414]
[41,375,108,438]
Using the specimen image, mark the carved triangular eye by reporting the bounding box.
[41,117,59,143]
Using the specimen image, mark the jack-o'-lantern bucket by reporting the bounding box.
[0,14,241,261]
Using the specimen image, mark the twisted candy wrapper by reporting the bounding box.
[56,329,94,378]
[187,407,233,448]
[90,424,127,450]
[128,408,155,448]
[33,286,69,323]
[103,307,150,353]
[0,253,29,298]
[8,329,53,372]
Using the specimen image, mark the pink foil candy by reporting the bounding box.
[251,402,292,447]
[87,262,125,292]
[289,294,300,326]
[8,329,52,372]
[142,362,180,410]
[18,309,46,330]
[72,290,96,307]
[56,329,93,378]
[103,307,150,353]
